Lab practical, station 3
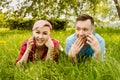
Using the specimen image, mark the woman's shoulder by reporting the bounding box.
[51,38,59,42]
[21,39,28,46]
[51,38,59,48]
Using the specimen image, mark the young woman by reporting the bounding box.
[16,20,60,66]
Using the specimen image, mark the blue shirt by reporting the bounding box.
[65,33,105,59]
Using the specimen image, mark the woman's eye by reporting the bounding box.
[43,32,47,35]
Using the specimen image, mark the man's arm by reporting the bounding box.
[66,37,84,62]
[68,49,78,62]
[86,33,104,61]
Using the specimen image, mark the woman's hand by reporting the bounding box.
[45,37,55,61]
[27,36,35,51]
[16,36,35,66]
[45,37,54,49]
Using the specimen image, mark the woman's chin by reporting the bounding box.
[36,42,45,46]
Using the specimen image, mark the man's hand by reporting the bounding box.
[68,37,85,59]
[86,33,101,60]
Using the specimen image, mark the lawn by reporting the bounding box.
[0,28,120,80]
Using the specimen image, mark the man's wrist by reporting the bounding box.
[94,50,102,60]
[68,50,77,58]
[94,48,101,54]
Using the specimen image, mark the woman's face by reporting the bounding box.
[33,26,50,47]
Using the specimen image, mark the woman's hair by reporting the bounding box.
[76,14,94,25]
[32,20,52,31]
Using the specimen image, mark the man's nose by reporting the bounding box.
[78,30,84,36]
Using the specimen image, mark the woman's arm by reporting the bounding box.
[45,37,54,61]
[16,37,34,67]
[46,47,54,61]
[16,49,30,67]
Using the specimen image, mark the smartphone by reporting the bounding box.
[32,35,35,44]
[91,29,95,35]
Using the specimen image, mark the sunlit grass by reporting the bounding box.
[0,28,120,80]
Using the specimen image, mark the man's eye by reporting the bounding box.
[36,32,40,34]
[76,28,80,31]
[84,29,88,31]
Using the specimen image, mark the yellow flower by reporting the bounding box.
[0,28,9,32]
[0,40,6,44]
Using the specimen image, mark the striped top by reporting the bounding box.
[16,38,59,63]
[65,33,105,60]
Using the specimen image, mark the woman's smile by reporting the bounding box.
[36,39,46,45]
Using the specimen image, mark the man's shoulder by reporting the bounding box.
[95,33,104,42]
[66,33,76,41]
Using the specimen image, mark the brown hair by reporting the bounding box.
[76,14,94,25]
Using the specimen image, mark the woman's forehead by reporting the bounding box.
[32,20,52,30]
[34,26,51,31]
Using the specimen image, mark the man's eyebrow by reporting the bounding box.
[76,26,81,28]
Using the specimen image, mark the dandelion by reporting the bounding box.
[25,69,28,73]
[0,28,9,33]
[0,40,6,44]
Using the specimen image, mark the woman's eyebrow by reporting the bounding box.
[43,31,48,33]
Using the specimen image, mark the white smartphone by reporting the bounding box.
[91,29,95,35]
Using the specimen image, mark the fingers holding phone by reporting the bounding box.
[27,36,35,51]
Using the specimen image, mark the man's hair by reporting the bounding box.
[76,14,94,25]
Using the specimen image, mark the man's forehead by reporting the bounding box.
[76,20,91,24]
[76,20,93,27]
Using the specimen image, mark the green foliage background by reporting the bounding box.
[6,18,68,30]
[0,28,120,80]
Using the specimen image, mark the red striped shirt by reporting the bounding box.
[16,38,59,63]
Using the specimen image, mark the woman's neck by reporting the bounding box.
[36,45,46,50]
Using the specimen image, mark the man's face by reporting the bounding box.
[75,19,93,42]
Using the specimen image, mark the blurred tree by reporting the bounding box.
[0,0,100,19]
[0,13,6,28]
[113,0,120,19]
[0,0,119,23]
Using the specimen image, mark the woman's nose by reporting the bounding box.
[37,34,43,38]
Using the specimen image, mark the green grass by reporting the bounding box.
[0,28,120,80]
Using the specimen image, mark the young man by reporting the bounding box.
[65,14,105,62]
